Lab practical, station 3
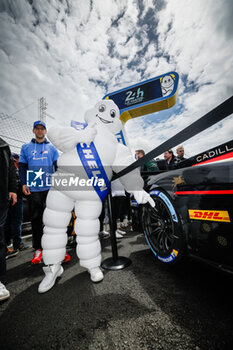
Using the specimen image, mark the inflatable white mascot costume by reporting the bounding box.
[38,99,154,293]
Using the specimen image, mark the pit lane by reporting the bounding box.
[1,228,233,350]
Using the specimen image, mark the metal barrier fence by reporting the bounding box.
[0,112,32,154]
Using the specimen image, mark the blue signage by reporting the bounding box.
[108,78,163,110]
[103,72,179,123]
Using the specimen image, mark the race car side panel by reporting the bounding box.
[146,161,233,270]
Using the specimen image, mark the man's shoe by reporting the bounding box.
[116,228,126,235]
[38,264,64,293]
[19,243,31,251]
[63,252,71,263]
[88,267,104,283]
[31,249,42,264]
[115,230,123,239]
[99,230,110,239]
[0,282,10,301]
[6,248,19,259]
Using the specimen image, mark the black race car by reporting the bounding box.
[132,139,233,274]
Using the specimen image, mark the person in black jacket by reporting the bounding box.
[5,153,30,256]
[176,145,186,162]
[0,137,17,301]
[163,149,178,170]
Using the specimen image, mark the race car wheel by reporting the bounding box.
[143,190,185,264]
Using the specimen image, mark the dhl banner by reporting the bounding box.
[188,210,231,223]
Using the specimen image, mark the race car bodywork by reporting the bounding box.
[135,139,233,273]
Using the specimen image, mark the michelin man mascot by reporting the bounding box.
[38,99,154,293]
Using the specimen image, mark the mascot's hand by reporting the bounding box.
[77,123,97,145]
[59,125,97,151]
[59,127,81,151]
[133,190,155,208]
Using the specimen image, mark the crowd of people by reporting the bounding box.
[135,146,186,172]
[163,146,186,170]
[0,119,186,301]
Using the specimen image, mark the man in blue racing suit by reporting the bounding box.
[19,121,60,264]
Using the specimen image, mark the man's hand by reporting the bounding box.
[132,190,155,207]
[9,192,17,206]
[22,185,31,196]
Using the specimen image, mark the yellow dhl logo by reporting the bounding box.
[188,210,230,223]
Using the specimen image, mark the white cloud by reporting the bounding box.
[0,0,232,159]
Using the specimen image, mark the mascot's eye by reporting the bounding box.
[110,109,116,118]
[99,104,106,113]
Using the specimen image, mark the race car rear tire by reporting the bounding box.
[143,190,185,264]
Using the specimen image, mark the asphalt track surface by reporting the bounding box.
[1,228,233,350]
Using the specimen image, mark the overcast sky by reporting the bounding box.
[1,0,233,158]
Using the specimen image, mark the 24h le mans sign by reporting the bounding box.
[103,71,179,123]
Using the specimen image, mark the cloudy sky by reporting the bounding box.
[1,0,233,158]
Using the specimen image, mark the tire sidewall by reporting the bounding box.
[144,189,185,264]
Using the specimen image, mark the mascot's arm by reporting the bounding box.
[47,125,97,153]
[112,144,155,207]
